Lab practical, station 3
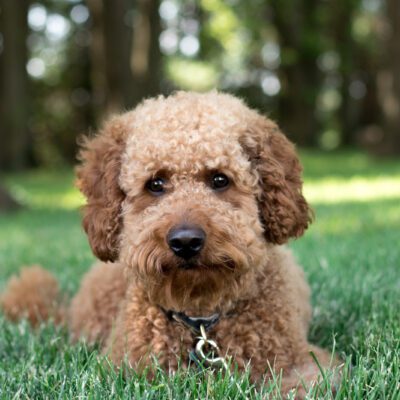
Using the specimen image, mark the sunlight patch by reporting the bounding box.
[305,177,400,204]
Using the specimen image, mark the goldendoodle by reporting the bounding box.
[1,91,340,397]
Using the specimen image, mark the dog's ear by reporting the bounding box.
[76,115,129,262]
[241,114,312,244]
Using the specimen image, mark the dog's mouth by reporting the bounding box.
[160,259,237,273]
[180,262,198,270]
[178,259,237,272]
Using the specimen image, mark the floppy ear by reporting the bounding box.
[76,115,129,262]
[241,114,312,244]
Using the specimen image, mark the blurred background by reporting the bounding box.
[1,3,399,390]
[0,0,400,210]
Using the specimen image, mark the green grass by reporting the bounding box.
[1,150,399,399]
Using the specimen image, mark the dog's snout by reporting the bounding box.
[167,225,206,260]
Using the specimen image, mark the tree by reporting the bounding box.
[333,0,360,146]
[0,0,32,170]
[375,0,400,155]
[129,0,161,106]
[86,0,161,122]
[270,0,325,146]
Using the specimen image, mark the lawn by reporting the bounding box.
[0,150,399,399]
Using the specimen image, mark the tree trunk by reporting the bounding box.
[102,0,136,113]
[86,0,108,122]
[129,0,161,106]
[86,0,134,119]
[334,0,359,146]
[278,63,320,147]
[87,0,161,123]
[271,0,322,146]
[375,0,400,155]
[0,0,31,170]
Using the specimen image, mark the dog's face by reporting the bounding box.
[77,92,310,312]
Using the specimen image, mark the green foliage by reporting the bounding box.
[1,151,400,398]
[166,57,218,91]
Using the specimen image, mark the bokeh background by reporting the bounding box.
[1,0,400,175]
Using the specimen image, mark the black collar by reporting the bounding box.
[160,307,220,334]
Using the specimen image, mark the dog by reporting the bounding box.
[1,91,340,396]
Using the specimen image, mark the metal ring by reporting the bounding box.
[195,338,226,366]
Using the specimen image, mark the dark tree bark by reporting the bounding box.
[0,0,31,170]
[270,0,323,146]
[102,0,136,113]
[375,0,400,155]
[129,0,162,106]
[87,0,136,119]
[87,0,161,122]
[334,0,359,146]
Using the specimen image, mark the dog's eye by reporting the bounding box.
[211,173,230,191]
[146,177,165,195]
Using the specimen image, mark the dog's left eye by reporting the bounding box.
[210,173,230,190]
[146,177,165,195]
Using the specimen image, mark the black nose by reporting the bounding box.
[167,225,206,260]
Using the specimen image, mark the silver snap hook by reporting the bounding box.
[194,324,228,369]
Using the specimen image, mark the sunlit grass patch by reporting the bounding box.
[301,149,400,204]
[304,177,400,204]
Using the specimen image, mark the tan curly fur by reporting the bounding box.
[1,266,64,325]
[1,91,340,397]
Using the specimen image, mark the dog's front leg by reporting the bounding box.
[103,284,194,373]
[280,345,342,399]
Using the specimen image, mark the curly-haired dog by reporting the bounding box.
[1,92,340,396]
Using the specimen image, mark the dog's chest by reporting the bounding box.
[130,308,295,376]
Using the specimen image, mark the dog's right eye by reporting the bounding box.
[146,177,165,195]
[210,173,230,191]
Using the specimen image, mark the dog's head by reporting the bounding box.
[77,92,311,312]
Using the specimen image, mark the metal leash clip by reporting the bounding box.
[191,324,228,370]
